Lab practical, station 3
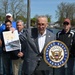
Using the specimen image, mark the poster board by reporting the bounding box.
[3,30,21,52]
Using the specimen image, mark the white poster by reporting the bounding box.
[3,30,21,52]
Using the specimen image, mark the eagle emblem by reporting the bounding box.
[50,50,63,61]
[44,40,69,68]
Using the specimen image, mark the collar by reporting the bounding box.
[18,29,23,34]
[38,30,46,36]
[62,29,71,34]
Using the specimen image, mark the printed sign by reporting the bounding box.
[3,30,21,52]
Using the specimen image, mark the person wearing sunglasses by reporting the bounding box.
[63,19,71,33]
[56,18,75,75]
[0,13,16,33]
[0,13,16,75]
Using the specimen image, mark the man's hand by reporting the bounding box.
[17,52,24,57]
[3,47,6,51]
[0,39,2,47]
[10,27,15,33]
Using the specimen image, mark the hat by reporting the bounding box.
[64,18,71,24]
[6,13,12,17]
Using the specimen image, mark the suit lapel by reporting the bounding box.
[45,30,51,46]
[34,29,53,54]
[41,30,51,53]
[31,28,39,53]
[34,37,39,53]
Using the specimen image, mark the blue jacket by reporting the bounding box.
[0,21,16,33]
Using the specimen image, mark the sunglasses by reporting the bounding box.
[6,16,11,18]
[63,21,69,25]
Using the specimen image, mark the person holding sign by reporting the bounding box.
[1,20,15,75]
[0,34,3,75]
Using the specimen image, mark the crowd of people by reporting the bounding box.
[0,13,75,75]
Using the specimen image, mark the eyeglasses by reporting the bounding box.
[38,23,45,25]
[63,21,69,25]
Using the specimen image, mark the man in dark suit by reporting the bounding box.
[10,20,26,75]
[20,16,56,75]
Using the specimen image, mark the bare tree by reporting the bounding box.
[56,2,75,26]
[0,0,9,16]
[9,0,27,20]
[0,0,27,22]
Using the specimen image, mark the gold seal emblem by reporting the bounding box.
[44,40,69,68]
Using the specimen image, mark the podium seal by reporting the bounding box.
[44,40,69,68]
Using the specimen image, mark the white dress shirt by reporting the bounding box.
[38,30,46,53]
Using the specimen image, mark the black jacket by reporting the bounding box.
[56,29,75,57]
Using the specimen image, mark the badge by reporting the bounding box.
[68,34,71,37]
[43,40,69,68]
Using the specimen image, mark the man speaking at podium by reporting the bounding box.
[20,16,56,75]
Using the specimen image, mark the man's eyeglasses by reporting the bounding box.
[63,21,69,25]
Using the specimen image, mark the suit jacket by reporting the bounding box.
[10,29,26,60]
[20,28,56,75]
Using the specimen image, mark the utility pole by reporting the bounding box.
[27,0,30,28]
